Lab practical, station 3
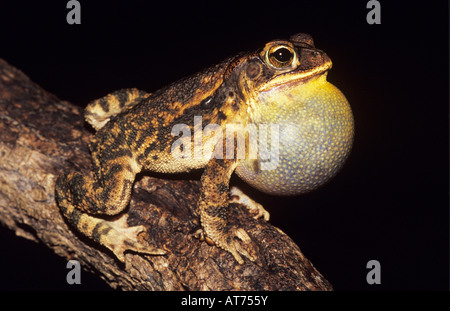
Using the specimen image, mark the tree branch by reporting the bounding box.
[0,58,333,290]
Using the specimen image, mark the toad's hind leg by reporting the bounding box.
[55,139,165,261]
[55,172,166,262]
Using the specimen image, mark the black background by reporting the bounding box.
[0,1,448,291]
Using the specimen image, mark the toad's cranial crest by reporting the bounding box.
[55,33,354,264]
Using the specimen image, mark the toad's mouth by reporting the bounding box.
[258,61,332,92]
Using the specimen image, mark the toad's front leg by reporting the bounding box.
[198,158,257,264]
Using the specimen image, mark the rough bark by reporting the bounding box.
[0,58,333,291]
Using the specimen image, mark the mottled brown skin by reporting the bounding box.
[55,33,349,264]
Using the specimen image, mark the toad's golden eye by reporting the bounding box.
[266,45,295,69]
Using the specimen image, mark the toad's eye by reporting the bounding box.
[267,45,295,69]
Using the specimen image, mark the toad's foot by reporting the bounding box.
[229,187,270,221]
[222,227,256,264]
[97,214,166,262]
[195,226,256,264]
